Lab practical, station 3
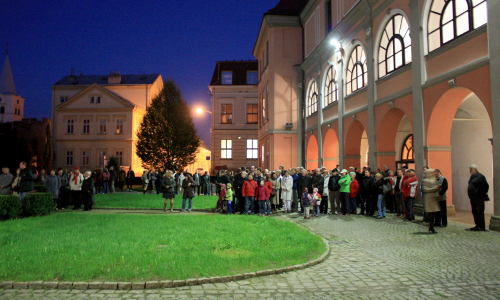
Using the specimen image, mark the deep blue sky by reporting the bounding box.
[0,0,277,147]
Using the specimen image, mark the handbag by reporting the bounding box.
[270,189,277,196]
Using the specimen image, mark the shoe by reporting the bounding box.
[440,225,447,227]
[181,209,186,212]
[376,216,383,219]
[470,227,485,231]
[188,210,192,213]
[428,228,437,234]
[345,213,349,216]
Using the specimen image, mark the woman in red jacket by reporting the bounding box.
[349,172,359,214]
[242,174,258,215]
[264,175,273,216]
[255,180,269,216]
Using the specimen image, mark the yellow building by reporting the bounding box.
[185,141,212,174]
[52,71,163,176]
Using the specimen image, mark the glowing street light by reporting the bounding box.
[196,107,211,114]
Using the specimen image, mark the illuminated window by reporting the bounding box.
[378,14,412,78]
[221,104,232,124]
[67,119,74,134]
[247,104,258,124]
[325,66,338,105]
[247,139,258,159]
[222,71,232,84]
[82,151,89,166]
[346,45,368,95]
[116,119,124,134]
[66,151,73,166]
[428,0,487,52]
[307,80,318,116]
[401,134,414,162]
[83,119,90,134]
[221,140,232,159]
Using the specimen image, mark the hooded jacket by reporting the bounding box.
[225,183,233,201]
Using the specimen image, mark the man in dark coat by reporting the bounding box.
[233,167,247,214]
[18,161,34,201]
[57,168,69,209]
[126,168,135,192]
[82,171,95,211]
[467,164,489,231]
[328,169,341,214]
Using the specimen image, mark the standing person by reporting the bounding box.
[360,170,373,216]
[102,168,110,194]
[311,187,322,217]
[349,172,359,214]
[181,174,195,212]
[44,169,61,210]
[150,170,157,194]
[328,169,341,214]
[0,167,13,195]
[201,171,211,195]
[161,170,176,212]
[264,175,273,216]
[141,171,150,194]
[403,169,418,222]
[281,170,293,213]
[338,169,351,215]
[373,173,385,219]
[155,171,162,194]
[385,170,396,213]
[270,172,280,213]
[82,171,95,211]
[291,168,299,212]
[216,184,226,212]
[422,169,440,233]
[300,169,313,213]
[255,180,269,216]
[57,168,69,210]
[193,170,201,195]
[242,174,257,215]
[301,188,312,219]
[18,161,34,201]
[109,166,117,194]
[126,168,135,192]
[118,167,126,192]
[312,169,324,213]
[148,171,154,194]
[225,183,234,214]
[467,164,489,231]
[433,169,448,227]
[394,169,404,217]
[69,167,84,210]
[11,169,20,196]
[177,172,185,195]
[321,170,329,214]
[96,168,103,194]
[39,169,47,185]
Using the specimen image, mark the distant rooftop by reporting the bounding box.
[209,60,258,86]
[264,0,309,16]
[0,53,17,95]
[54,73,161,86]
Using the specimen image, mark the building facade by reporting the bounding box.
[52,72,163,175]
[184,141,212,174]
[208,61,259,174]
[0,51,24,123]
[253,0,499,230]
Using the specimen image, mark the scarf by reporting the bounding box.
[73,172,80,185]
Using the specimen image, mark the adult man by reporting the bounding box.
[69,167,84,210]
[292,168,299,212]
[467,164,489,231]
[193,170,201,195]
[234,168,247,214]
[0,167,13,195]
[321,169,329,214]
[109,166,117,193]
[338,169,351,215]
[403,169,418,221]
[328,169,341,214]
[18,161,34,201]
[433,169,448,227]
[57,168,69,209]
[118,167,126,191]
[126,168,135,192]
[393,169,404,217]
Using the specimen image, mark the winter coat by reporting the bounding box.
[0,173,13,195]
[102,172,110,182]
[69,172,84,191]
[349,179,359,198]
[328,174,341,191]
[422,176,440,213]
[225,183,234,201]
[18,168,34,193]
[161,176,176,193]
[436,175,448,201]
[182,177,195,198]
[281,175,293,201]
[242,180,258,197]
[313,174,324,195]
[265,180,273,194]
[300,175,313,193]
[118,170,126,181]
[468,172,489,201]
[301,192,312,207]
[372,179,384,195]
[219,188,227,200]
[59,172,69,189]
[323,175,329,196]
[141,172,150,185]
[360,176,373,198]
[44,174,61,199]
[311,192,321,206]
[193,173,201,185]
[338,175,351,193]
[110,170,117,181]
[292,174,298,189]
[403,175,418,198]
[256,185,269,201]
[81,176,95,205]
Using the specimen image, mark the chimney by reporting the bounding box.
[108,71,121,84]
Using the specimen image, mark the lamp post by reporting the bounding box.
[196,108,212,115]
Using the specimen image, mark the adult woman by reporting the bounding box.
[359,170,372,215]
[372,173,385,218]
[161,170,176,212]
[141,171,150,194]
[281,170,293,213]
[44,169,61,210]
[264,175,273,216]
[177,172,185,195]
[82,171,95,211]
[182,174,195,212]
[102,168,110,194]
[349,172,359,214]
[422,169,440,234]
[270,172,280,213]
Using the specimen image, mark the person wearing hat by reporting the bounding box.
[328,169,341,214]
[338,169,351,215]
[69,167,84,210]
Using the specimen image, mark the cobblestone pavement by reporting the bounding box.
[2,213,500,299]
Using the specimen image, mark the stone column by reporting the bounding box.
[488,0,500,231]
[409,0,426,207]
[294,66,306,167]
[317,64,324,168]
[337,50,345,169]
[365,23,377,169]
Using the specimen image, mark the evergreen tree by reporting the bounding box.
[106,156,120,172]
[136,79,201,172]
[43,123,53,170]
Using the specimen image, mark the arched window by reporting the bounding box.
[379,14,411,78]
[325,66,338,106]
[428,0,487,52]
[401,134,414,162]
[0,106,4,114]
[307,80,318,116]
[346,45,368,96]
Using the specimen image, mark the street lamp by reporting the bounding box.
[196,107,212,114]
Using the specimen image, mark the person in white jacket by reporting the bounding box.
[281,170,293,213]
[69,167,84,210]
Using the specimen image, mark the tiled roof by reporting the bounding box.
[264,0,309,16]
[0,54,17,95]
[209,60,258,86]
[54,74,161,86]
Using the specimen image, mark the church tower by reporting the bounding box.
[0,46,24,123]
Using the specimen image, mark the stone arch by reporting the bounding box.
[323,128,339,170]
[376,108,407,170]
[345,120,368,169]
[306,134,319,170]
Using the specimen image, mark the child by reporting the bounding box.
[312,187,322,217]
[256,180,269,217]
[217,184,226,212]
[301,188,312,219]
[225,183,234,214]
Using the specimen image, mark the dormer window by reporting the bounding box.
[60,96,68,103]
[91,96,101,104]
[222,71,232,84]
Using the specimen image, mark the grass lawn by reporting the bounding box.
[94,193,218,210]
[0,213,325,282]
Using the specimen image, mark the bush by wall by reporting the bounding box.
[0,193,53,220]
[33,184,47,193]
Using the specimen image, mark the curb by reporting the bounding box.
[0,230,330,291]
[92,207,213,212]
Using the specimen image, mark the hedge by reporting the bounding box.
[33,184,47,193]
[0,193,53,220]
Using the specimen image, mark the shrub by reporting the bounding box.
[33,184,47,193]
[0,195,22,220]
[22,193,53,217]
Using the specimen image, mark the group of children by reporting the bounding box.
[300,187,322,219]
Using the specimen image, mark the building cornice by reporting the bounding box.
[253,15,302,57]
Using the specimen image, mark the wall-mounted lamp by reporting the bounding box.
[352,115,357,121]
[389,101,394,109]
[448,79,456,88]
[327,124,331,128]
[285,123,293,130]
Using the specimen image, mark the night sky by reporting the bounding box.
[0,0,277,147]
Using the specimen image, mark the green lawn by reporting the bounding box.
[0,213,325,281]
[93,193,218,210]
